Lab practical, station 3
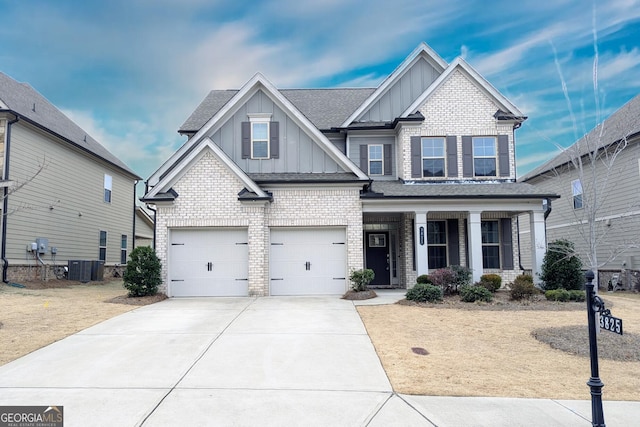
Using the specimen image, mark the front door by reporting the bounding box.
[365,231,390,286]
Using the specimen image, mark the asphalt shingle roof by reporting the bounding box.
[520,93,640,181]
[179,88,376,133]
[0,72,139,177]
[367,180,559,199]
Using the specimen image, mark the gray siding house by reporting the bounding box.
[0,72,140,282]
[144,43,558,297]
[519,94,640,287]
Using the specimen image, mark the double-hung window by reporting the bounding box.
[481,221,500,268]
[473,137,497,177]
[99,231,107,262]
[120,235,128,265]
[104,174,112,203]
[251,120,270,159]
[368,145,383,175]
[422,137,445,177]
[427,221,447,268]
[572,179,583,209]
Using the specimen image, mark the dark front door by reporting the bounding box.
[365,231,390,286]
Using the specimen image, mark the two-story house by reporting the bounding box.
[0,72,140,282]
[143,43,557,297]
[519,94,640,287]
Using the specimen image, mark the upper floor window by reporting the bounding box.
[572,179,583,209]
[251,120,270,159]
[368,145,383,175]
[104,174,112,203]
[242,115,279,160]
[473,137,496,177]
[422,138,445,177]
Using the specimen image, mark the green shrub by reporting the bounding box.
[429,268,458,295]
[539,239,584,290]
[479,274,502,292]
[450,265,473,290]
[123,246,162,297]
[416,274,432,285]
[545,289,570,302]
[509,275,538,300]
[460,285,493,303]
[406,283,443,303]
[349,269,375,292]
[569,290,586,302]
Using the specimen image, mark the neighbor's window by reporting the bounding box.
[422,137,445,177]
[368,145,383,175]
[572,179,583,209]
[251,120,269,159]
[99,230,107,262]
[104,174,112,203]
[427,220,447,269]
[121,235,127,265]
[473,137,497,177]
[481,220,500,269]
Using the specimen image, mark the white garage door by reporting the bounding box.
[169,228,248,297]
[270,228,347,296]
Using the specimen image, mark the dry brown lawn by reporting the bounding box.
[358,292,640,400]
[0,280,163,366]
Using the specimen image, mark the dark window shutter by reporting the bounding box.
[446,136,458,178]
[384,144,392,175]
[462,136,473,177]
[359,145,368,172]
[447,219,460,266]
[411,136,421,178]
[498,135,509,176]
[500,218,514,270]
[270,122,279,159]
[241,122,250,159]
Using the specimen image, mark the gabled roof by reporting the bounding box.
[401,57,525,119]
[179,88,375,132]
[340,42,448,127]
[147,73,368,190]
[520,93,640,182]
[0,72,139,178]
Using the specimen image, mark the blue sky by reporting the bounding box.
[1,0,639,190]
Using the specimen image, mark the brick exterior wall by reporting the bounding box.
[154,150,363,296]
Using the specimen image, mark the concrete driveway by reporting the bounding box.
[0,294,638,426]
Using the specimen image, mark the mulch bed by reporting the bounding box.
[342,290,378,300]
[105,293,168,306]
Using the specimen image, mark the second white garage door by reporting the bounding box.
[270,228,347,296]
[169,228,248,297]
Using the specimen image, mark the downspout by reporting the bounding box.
[543,197,552,219]
[516,217,525,271]
[132,180,138,255]
[2,115,19,283]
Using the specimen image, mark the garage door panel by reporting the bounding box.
[169,229,248,297]
[270,228,346,296]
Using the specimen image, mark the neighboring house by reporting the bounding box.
[143,43,557,297]
[519,94,640,287]
[135,205,154,249]
[0,72,140,282]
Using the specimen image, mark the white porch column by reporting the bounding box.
[468,211,483,283]
[415,212,428,277]
[530,211,547,285]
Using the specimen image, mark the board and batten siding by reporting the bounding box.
[210,90,345,174]
[5,122,136,266]
[348,135,395,178]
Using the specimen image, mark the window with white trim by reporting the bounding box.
[104,174,112,203]
[427,221,447,268]
[121,235,127,265]
[572,179,583,209]
[422,137,445,177]
[473,137,497,177]
[368,145,383,175]
[481,221,500,268]
[251,117,270,159]
[99,230,107,262]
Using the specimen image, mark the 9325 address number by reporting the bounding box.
[599,314,623,335]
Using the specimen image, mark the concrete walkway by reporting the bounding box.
[0,292,637,426]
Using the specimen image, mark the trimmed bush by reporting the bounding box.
[479,274,502,292]
[509,274,538,300]
[429,268,458,295]
[349,269,375,292]
[540,239,584,291]
[406,283,443,303]
[569,290,586,302]
[545,289,570,302]
[450,265,473,290]
[460,285,493,303]
[123,246,162,297]
[416,274,432,285]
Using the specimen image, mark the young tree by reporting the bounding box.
[539,239,584,291]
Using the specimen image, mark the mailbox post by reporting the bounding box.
[585,270,605,427]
